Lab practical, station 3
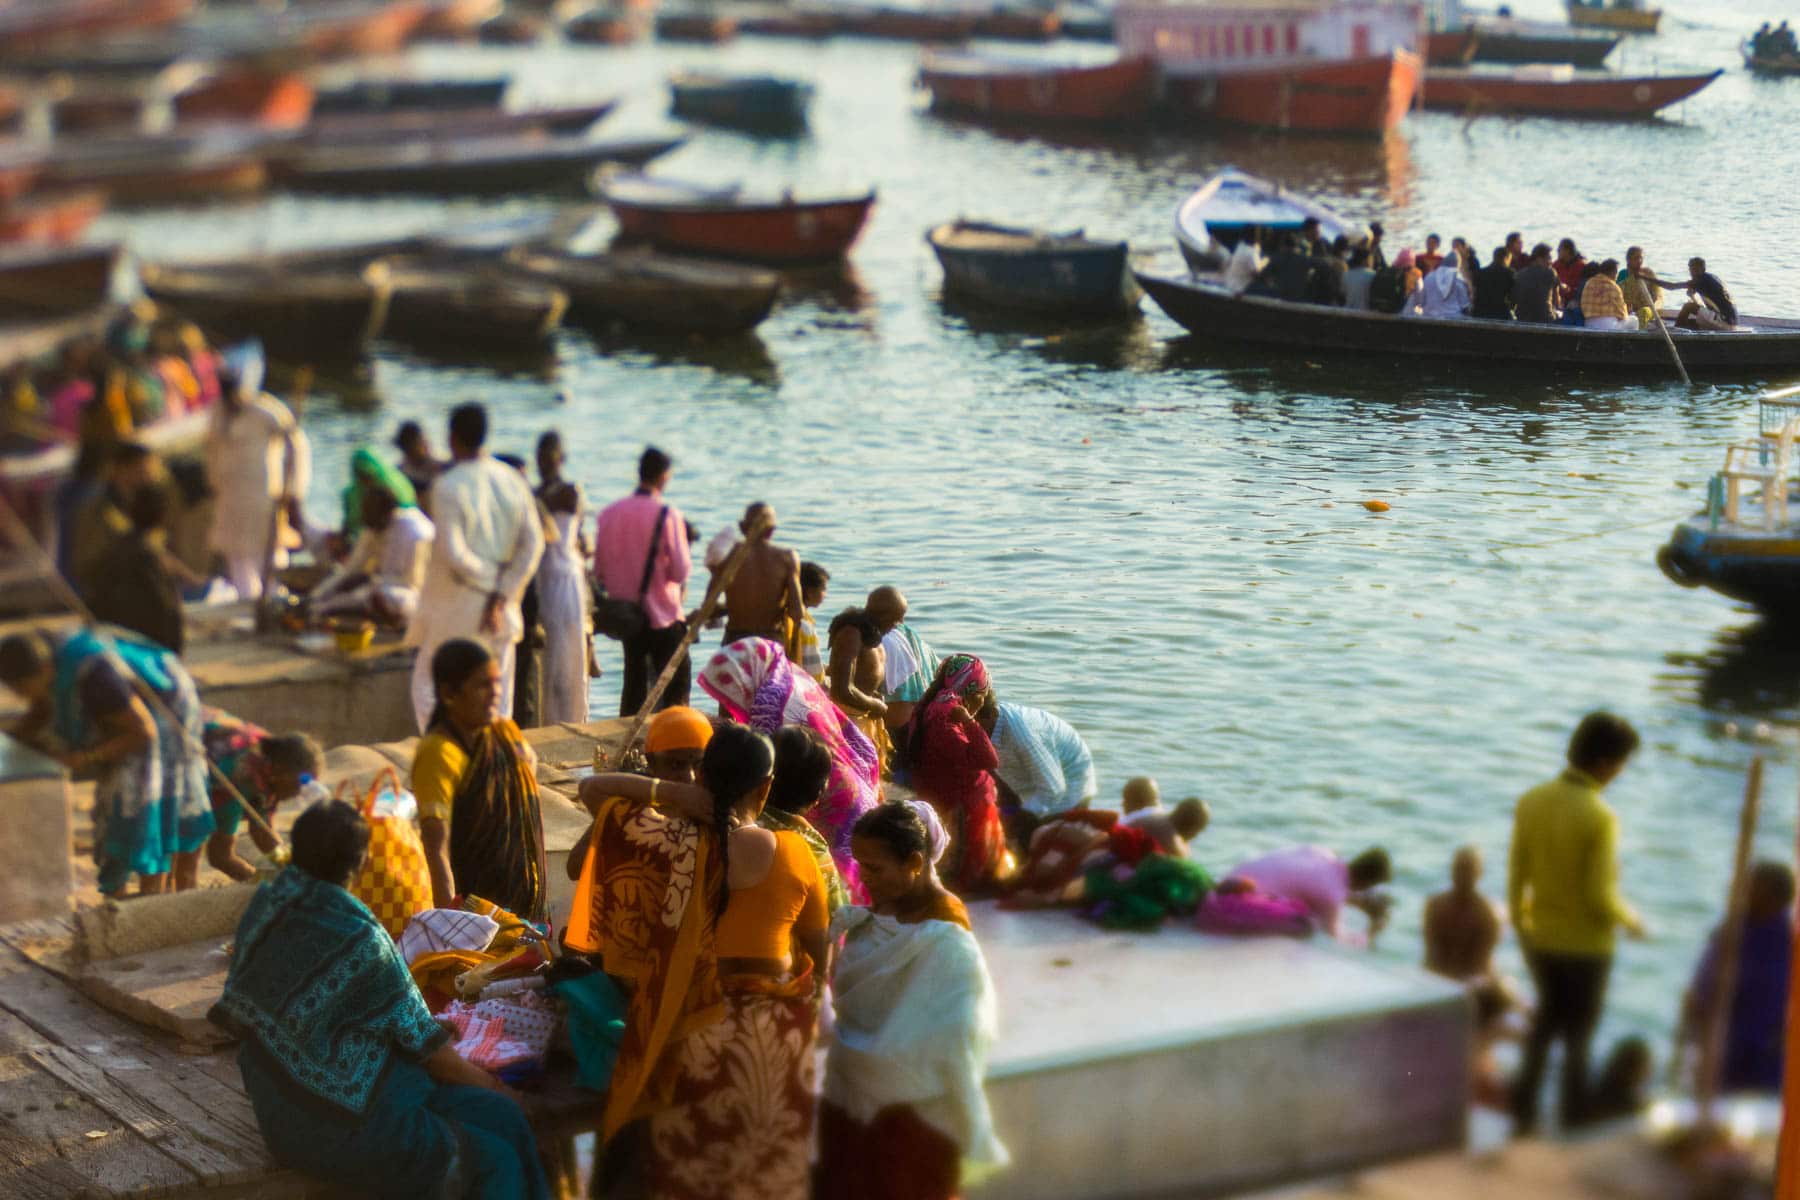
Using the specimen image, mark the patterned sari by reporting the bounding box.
[698,638,880,902]
[446,718,546,923]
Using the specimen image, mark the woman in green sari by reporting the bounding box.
[211,800,548,1200]
[340,445,419,542]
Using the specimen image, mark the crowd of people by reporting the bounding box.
[1229,220,1739,331]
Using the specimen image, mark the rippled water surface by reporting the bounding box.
[96,0,1800,1043]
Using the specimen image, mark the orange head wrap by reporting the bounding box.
[645,706,714,754]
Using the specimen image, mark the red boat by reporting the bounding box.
[919,54,1158,123]
[738,8,841,38]
[974,8,1061,40]
[1422,66,1721,118]
[0,244,122,318]
[173,71,317,130]
[417,0,502,40]
[844,8,978,42]
[600,175,875,264]
[303,1,434,57]
[1164,49,1421,134]
[1425,28,1480,65]
[0,190,106,246]
[566,9,649,43]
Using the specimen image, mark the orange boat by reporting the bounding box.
[919,54,1158,123]
[304,1,434,57]
[0,190,106,246]
[655,10,739,41]
[1422,66,1720,118]
[1164,49,1420,134]
[173,71,317,130]
[0,0,192,54]
[601,175,876,265]
[0,161,43,206]
[44,152,266,208]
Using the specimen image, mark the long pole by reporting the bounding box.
[1697,755,1763,1127]
[0,492,284,849]
[614,507,773,758]
[1651,307,1691,387]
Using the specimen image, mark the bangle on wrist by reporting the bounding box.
[650,778,660,804]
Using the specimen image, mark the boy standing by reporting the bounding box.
[793,561,829,682]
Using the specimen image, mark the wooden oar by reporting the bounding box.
[613,507,774,759]
[1696,755,1763,1128]
[1650,304,1691,387]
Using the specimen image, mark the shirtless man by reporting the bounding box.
[715,502,803,646]
[1129,798,1210,858]
[1424,845,1502,982]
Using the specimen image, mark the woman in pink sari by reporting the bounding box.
[699,638,879,902]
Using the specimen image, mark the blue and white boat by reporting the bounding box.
[926,219,1140,316]
[1174,166,1364,273]
[1660,386,1800,617]
[668,72,814,134]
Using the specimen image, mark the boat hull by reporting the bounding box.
[1566,2,1659,33]
[1660,519,1800,615]
[1745,51,1800,77]
[669,77,812,133]
[1163,50,1419,135]
[1422,68,1720,118]
[0,191,105,246]
[1136,272,1800,374]
[974,9,1061,41]
[510,251,780,336]
[928,224,1139,316]
[920,56,1158,124]
[842,9,976,42]
[173,71,317,129]
[1470,24,1620,66]
[44,156,267,207]
[313,78,509,116]
[381,266,568,350]
[607,193,875,264]
[655,12,738,42]
[0,245,120,318]
[141,265,391,358]
[281,136,682,195]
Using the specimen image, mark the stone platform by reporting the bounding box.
[967,904,1471,1200]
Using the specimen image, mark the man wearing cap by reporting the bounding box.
[204,343,310,602]
[563,705,714,888]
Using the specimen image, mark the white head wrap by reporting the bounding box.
[906,799,949,867]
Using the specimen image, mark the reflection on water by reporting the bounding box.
[1666,619,1800,726]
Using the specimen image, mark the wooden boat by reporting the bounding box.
[42,150,267,207]
[737,7,841,38]
[479,10,546,42]
[927,220,1139,316]
[974,8,1062,41]
[417,0,503,40]
[1424,27,1480,65]
[669,72,814,133]
[600,175,875,264]
[313,77,510,116]
[842,7,978,42]
[300,99,617,144]
[566,8,649,43]
[302,0,435,58]
[1423,66,1720,118]
[1159,49,1420,134]
[1659,390,1800,615]
[0,244,122,318]
[172,70,317,129]
[1173,166,1362,272]
[1565,0,1659,33]
[1441,18,1623,67]
[377,259,568,349]
[509,249,781,335]
[1057,3,1113,41]
[919,53,1156,123]
[1135,271,1800,374]
[0,191,106,247]
[0,0,193,54]
[0,161,42,207]
[278,133,684,195]
[655,10,739,42]
[1744,46,1800,77]
[0,305,121,373]
[140,260,392,357]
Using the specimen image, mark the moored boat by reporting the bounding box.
[172,70,317,129]
[669,72,814,134]
[1659,390,1800,616]
[0,244,123,318]
[1448,17,1623,66]
[737,7,841,38]
[1744,46,1800,77]
[1565,0,1659,33]
[313,76,510,116]
[42,148,267,207]
[301,0,435,58]
[655,9,739,42]
[1160,49,1421,134]
[278,133,684,195]
[0,190,106,246]
[300,99,617,143]
[926,219,1139,316]
[377,259,569,350]
[417,0,503,40]
[1057,2,1113,41]
[841,7,979,42]
[918,53,1157,124]
[974,7,1061,41]
[565,8,649,43]
[508,249,781,335]
[599,175,875,264]
[0,0,193,54]
[1422,66,1720,118]
[0,161,42,207]
[1173,166,1362,272]
[140,260,393,357]
[479,10,547,43]
[1135,271,1800,374]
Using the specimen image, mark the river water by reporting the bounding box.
[93,0,1800,1046]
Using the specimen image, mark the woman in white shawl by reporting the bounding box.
[1404,249,1472,320]
[817,800,1007,1200]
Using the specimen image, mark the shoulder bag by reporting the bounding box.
[592,505,668,641]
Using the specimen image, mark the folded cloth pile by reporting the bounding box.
[442,989,559,1079]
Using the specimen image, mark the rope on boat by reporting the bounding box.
[1487,514,1678,558]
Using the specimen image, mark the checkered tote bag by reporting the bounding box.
[342,767,433,939]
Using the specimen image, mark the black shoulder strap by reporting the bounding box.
[636,505,669,602]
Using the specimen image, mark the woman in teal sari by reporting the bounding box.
[211,800,549,1200]
[340,445,419,542]
[0,627,213,895]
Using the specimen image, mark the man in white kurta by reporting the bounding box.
[204,381,310,602]
[403,404,544,731]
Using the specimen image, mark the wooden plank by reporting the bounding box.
[0,1113,96,1200]
[0,1052,196,1196]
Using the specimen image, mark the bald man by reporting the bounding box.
[715,501,804,647]
[869,586,939,731]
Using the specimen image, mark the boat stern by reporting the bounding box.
[1659,513,1800,615]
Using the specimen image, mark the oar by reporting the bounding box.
[1696,756,1763,1129]
[1649,303,1690,387]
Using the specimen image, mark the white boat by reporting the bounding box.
[1174,166,1365,272]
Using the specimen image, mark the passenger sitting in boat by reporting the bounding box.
[1227,845,1393,944]
[1367,221,1389,271]
[1672,257,1739,330]
[1299,216,1329,259]
[1581,259,1634,331]
[1472,247,1517,321]
[1223,233,1266,293]
[1247,234,1318,304]
[1306,238,1348,307]
[1753,22,1773,57]
[1505,232,1526,266]
[1553,238,1588,307]
[1404,250,1471,320]
[308,485,435,626]
[1451,237,1479,292]
[1513,243,1562,324]
[1343,247,1377,311]
[1560,261,1604,326]
[1774,20,1798,56]
[1367,249,1414,315]
[1618,246,1665,314]
[1415,233,1443,277]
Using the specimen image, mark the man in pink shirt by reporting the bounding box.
[1227,844,1393,943]
[594,446,693,716]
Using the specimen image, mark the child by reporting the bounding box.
[792,560,829,682]
[1127,798,1210,858]
[1120,775,1160,816]
[1424,845,1502,984]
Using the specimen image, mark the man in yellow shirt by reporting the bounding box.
[1507,712,1646,1135]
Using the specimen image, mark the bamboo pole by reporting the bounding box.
[613,507,773,759]
[1696,755,1763,1127]
[0,492,284,850]
[1650,308,1692,387]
